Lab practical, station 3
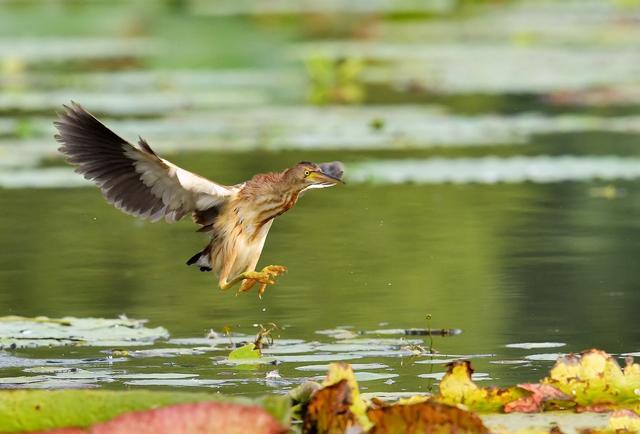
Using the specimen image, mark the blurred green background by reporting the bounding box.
[1,0,640,395]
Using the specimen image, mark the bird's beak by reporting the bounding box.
[309,170,344,186]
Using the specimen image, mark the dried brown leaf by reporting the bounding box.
[302,379,361,434]
[367,401,489,434]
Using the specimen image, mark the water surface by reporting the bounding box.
[1,0,640,398]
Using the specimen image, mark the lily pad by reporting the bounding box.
[229,343,262,360]
[296,363,389,372]
[367,400,488,434]
[506,343,567,350]
[262,343,318,355]
[168,335,253,345]
[25,401,288,434]
[348,156,640,185]
[276,354,362,363]
[542,349,640,410]
[436,361,525,412]
[112,373,198,380]
[0,353,85,369]
[0,375,100,389]
[525,353,566,361]
[0,316,169,349]
[0,389,290,432]
[122,379,228,388]
[126,347,211,358]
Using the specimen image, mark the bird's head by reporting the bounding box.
[285,161,345,192]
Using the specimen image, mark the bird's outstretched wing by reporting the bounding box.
[55,102,236,223]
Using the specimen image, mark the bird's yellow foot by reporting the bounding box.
[262,265,287,278]
[237,265,287,298]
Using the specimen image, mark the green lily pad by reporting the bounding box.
[229,343,261,360]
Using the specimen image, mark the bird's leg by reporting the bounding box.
[217,249,239,291]
[219,271,267,291]
[215,241,287,297]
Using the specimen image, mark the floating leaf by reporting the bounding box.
[276,354,362,363]
[0,390,290,432]
[112,373,198,380]
[29,402,287,434]
[367,400,489,434]
[302,379,359,434]
[0,316,168,349]
[222,343,277,368]
[436,360,525,412]
[296,363,388,372]
[525,353,565,361]
[229,343,261,360]
[128,348,209,358]
[122,379,226,388]
[505,343,566,350]
[322,362,372,430]
[543,349,640,410]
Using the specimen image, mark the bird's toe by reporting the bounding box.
[243,271,273,285]
[262,265,287,277]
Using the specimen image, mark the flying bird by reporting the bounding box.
[54,103,344,297]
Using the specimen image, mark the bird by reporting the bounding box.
[54,103,344,297]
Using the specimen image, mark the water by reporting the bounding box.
[2,170,640,395]
[1,0,640,399]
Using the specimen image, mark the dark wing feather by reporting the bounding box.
[55,102,236,222]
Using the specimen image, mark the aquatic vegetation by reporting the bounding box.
[228,343,262,360]
[543,349,640,411]
[348,156,640,184]
[0,316,168,349]
[1,2,640,431]
[305,56,365,105]
[296,352,640,432]
[0,315,636,432]
[54,401,289,434]
[0,390,289,433]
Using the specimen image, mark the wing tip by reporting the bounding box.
[137,136,158,157]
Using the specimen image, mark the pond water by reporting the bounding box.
[2,154,640,396]
[0,0,640,399]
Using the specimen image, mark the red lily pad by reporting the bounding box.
[30,402,287,434]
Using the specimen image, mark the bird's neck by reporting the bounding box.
[257,188,301,225]
[239,173,303,225]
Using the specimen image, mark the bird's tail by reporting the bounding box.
[186,245,212,272]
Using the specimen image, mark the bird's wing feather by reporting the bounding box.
[55,102,235,222]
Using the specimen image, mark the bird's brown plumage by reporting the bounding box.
[54,103,344,296]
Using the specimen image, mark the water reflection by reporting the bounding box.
[1,157,639,393]
[1,0,640,396]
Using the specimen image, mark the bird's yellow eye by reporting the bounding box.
[304,170,310,177]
